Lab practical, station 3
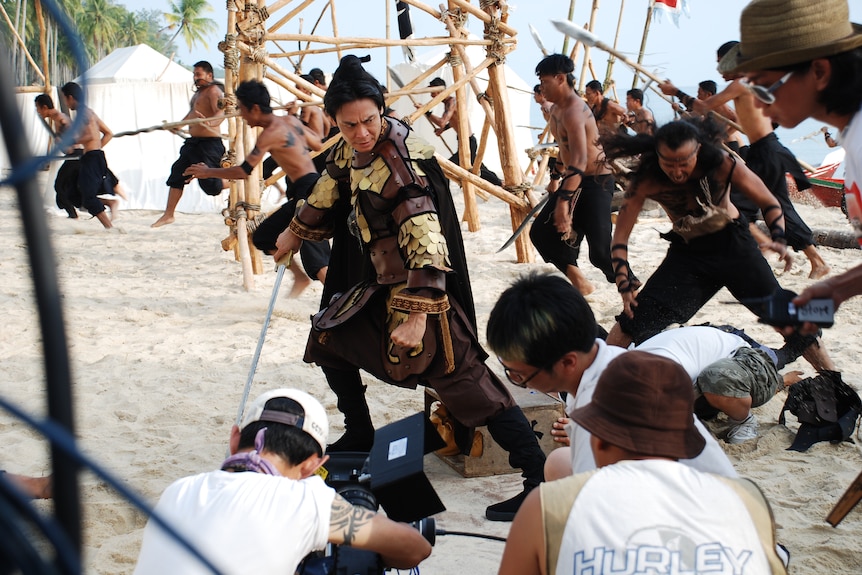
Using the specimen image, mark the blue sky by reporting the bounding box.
[114,0,862,164]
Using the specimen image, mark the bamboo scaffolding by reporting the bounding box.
[218,0,537,279]
[266,33,504,48]
[439,7,498,131]
[447,0,518,38]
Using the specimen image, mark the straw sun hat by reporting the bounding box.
[721,0,862,74]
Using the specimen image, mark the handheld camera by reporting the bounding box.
[743,289,835,328]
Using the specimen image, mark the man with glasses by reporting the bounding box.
[597,119,835,378]
[721,0,862,333]
[661,43,830,280]
[488,272,738,480]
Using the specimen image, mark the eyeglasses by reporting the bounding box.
[497,357,542,388]
[742,71,794,105]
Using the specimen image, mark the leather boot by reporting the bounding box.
[484,406,546,521]
[323,367,375,452]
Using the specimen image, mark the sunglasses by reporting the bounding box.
[742,71,794,105]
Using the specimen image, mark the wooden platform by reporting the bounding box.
[424,384,565,478]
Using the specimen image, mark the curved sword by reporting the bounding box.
[496,194,549,253]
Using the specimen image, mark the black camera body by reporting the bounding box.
[745,289,835,328]
[299,413,444,575]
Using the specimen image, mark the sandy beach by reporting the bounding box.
[2,181,862,573]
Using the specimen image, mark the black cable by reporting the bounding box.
[0,0,95,569]
[435,528,507,543]
[0,395,224,575]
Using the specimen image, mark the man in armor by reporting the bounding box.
[273,55,546,522]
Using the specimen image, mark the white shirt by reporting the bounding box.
[566,333,740,478]
[552,460,771,575]
[840,109,862,243]
[134,471,335,575]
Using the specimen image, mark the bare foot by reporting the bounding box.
[287,274,312,298]
[565,265,595,296]
[808,263,830,280]
[101,198,119,220]
[151,214,175,228]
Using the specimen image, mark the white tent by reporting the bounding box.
[59,44,227,214]
[388,40,534,178]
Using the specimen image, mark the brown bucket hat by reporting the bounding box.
[570,351,705,460]
[720,0,862,74]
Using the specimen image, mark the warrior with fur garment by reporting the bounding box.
[275,55,546,522]
[600,118,835,373]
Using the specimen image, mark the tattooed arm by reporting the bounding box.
[327,494,432,568]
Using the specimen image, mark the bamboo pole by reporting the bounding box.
[562,0,577,55]
[633,3,652,89]
[603,0,625,92]
[435,154,528,209]
[236,40,326,99]
[472,117,491,179]
[267,0,316,34]
[578,0,600,93]
[411,56,496,121]
[266,33,501,48]
[266,0,294,16]
[399,0,442,20]
[329,0,342,61]
[0,2,45,83]
[481,1,533,263]
[15,85,50,93]
[440,7,497,131]
[295,1,330,71]
[385,0,391,93]
[34,0,49,91]
[447,1,479,231]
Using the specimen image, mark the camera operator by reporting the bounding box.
[134,389,431,574]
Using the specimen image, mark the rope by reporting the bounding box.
[505,181,533,197]
[221,92,237,115]
[234,200,261,213]
[251,46,268,64]
[485,18,506,64]
[220,34,240,74]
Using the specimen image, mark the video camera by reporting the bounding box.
[299,413,446,575]
[743,288,834,328]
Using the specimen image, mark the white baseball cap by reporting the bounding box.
[240,388,329,453]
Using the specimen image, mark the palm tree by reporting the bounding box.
[164,0,217,52]
[116,11,149,47]
[77,0,123,61]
